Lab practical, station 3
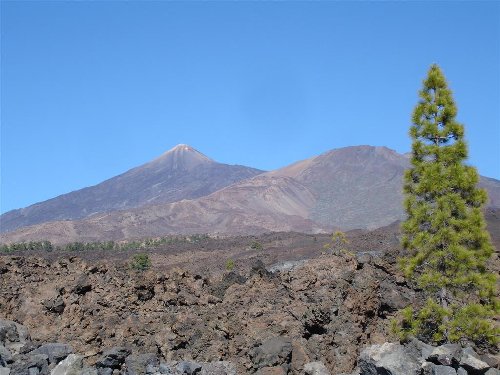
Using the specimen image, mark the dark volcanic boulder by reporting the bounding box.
[41,295,65,314]
[359,342,421,375]
[124,353,159,375]
[96,347,131,369]
[421,362,457,375]
[0,320,31,356]
[175,361,202,374]
[250,337,293,370]
[0,344,12,366]
[427,344,461,367]
[9,353,49,375]
[459,347,490,373]
[30,343,72,364]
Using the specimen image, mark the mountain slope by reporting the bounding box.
[268,146,410,229]
[0,176,326,243]
[1,145,499,243]
[0,145,264,233]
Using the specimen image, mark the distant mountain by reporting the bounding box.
[0,144,264,233]
[1,145,499,244]
[268,146,410,229]
[0,175,327,243]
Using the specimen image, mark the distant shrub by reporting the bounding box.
[323,231,349,256]
[0,240,54,253]
[130,253,152,271]
[250,241,263,251]
[225,258,235,271]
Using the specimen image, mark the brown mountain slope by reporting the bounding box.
[0,176,326,244]
[1,145,499,244]
[268,146,410,229]
[0,144,264,233]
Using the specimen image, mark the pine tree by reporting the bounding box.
[399,64,498,347]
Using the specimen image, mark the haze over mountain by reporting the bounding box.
[2,145,499,244]
[0,144,264,233]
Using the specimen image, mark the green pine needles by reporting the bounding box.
[398,64,498,347]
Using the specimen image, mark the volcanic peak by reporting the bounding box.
[153,144,213,170]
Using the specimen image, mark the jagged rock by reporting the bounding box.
[158,363,175,374]
[378,280,410,313]
[250,260,273,279]
[290,341,310,372]
[0,320,30,356]
[421,362,457,375]
[303,361,331,375]
[124,353,159,375]
[459,347,490,373]
[50,354,84,375]
[456,368,467,375]
[199,361,236,375]
[0,255,420,374]
[250,337,292,370]
[0,345,12,366]
[210,272,247,299]
[9,353,49,375]
[175,361,202,374]
[96,347,131,369]
[0,367,10,375]
[428,344,461,367]
[359,342,421,375]
[42,296,65,314]
[405,338,434,360]
[30,344,72,365]
[71,276,92,295]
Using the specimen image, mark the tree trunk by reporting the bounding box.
[440,286,449,342]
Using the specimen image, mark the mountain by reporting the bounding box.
[268,145,499,229]
[0,144,264,233]
[268,146,410,229]
[1,145,499,244]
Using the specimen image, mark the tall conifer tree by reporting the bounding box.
[399,64,498,346]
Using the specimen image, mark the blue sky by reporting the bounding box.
[1,1,499,213]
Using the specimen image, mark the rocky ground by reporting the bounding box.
[1,210,498,374]
[2,296,500,375]
[1,249,416,374]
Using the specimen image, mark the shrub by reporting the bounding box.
[130,253,151,271]
[225,258,235,271]
[250,241,263,250]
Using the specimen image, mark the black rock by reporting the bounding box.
[41,295,65,314]
[124,353,159,375]
[9,353,49,375]
[422,362,458,375]
[71,275,92,295]
[250,260,272,279]
[176,361,202,374]
[96,347,131,369]
[250,337,292,370]
[30,343,72,365]
[427,344,461,367]
[0,344,12,366]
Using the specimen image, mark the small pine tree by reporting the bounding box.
[323,231,349,256]
[399,64,498,346]
[131,253,151,271]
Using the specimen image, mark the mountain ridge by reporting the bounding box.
[0,144,264,233]
[1,145,499,244]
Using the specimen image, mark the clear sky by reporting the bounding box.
[1,1,499,214]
